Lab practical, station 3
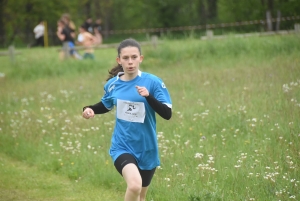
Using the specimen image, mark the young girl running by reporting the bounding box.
[82,38,172,201]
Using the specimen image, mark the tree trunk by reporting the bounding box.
[85,0,92,18]
[103,9,111,39]
[198,0,206,25]
[103,0,113,39]
[267,0,274,11]
[25,1,33,45]
[266,10,273,31]
[94,0,101,19]
[266,0,274,31]
[276,10,281,31]
[206,0,218,20]
[0,0,7,47]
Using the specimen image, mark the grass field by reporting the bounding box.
[0,34,300,201]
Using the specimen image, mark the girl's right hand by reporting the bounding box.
[83,108,95,119]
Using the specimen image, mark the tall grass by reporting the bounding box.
[0,35,300,200]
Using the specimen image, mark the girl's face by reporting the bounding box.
[117,46,144,76]
[57,21,63,27]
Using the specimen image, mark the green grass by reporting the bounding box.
[0,34,300,200]
[0,153,123,201]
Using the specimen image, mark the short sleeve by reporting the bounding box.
[101,82,114,110]
[151,77,172,108]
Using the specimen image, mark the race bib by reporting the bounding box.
[117,99,145,123]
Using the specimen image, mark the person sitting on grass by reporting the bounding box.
[77,25,96,60]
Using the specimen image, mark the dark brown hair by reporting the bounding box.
[106,38,142,81]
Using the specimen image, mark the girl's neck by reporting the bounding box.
[121,72,138,81]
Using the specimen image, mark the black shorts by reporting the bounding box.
[114,153,156,187]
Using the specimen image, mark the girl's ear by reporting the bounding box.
[140,55,144,63]
[116,57,121,65]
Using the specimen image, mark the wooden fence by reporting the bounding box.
[201,29,299,40]
[1,25,299,62]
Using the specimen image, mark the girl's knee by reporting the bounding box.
[127,181,142,195]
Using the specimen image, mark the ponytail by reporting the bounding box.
[106,64,123,81]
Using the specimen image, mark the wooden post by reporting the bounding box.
[62,42,70,59]
[43,21,48,47]
[295,24,300,33]
[146,33,150,41]
[151,35,158,48]
[206,30,213,39]
[8,45,15,63]
[160,30,164,38]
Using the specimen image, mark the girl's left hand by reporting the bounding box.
[136,86,149,97]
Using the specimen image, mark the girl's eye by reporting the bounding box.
[122,55,138,60]
[129,56,137,60]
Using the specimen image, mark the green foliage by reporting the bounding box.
[1,0,300,47]
[0,35,300,200]
[218,0,264,22]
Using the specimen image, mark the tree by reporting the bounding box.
[2,0,86,46]
[0,0,7,47]
[1,0,300,47]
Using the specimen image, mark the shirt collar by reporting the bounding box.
[116,70,142,80]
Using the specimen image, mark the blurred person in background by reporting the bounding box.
[93,18,103,45]
[31,20,44,47]
[56,19,82,60]
[77,24,96,59]
[61,13,76,39]
[83,17,93,34]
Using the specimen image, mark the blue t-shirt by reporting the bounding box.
[101,71,172,170]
